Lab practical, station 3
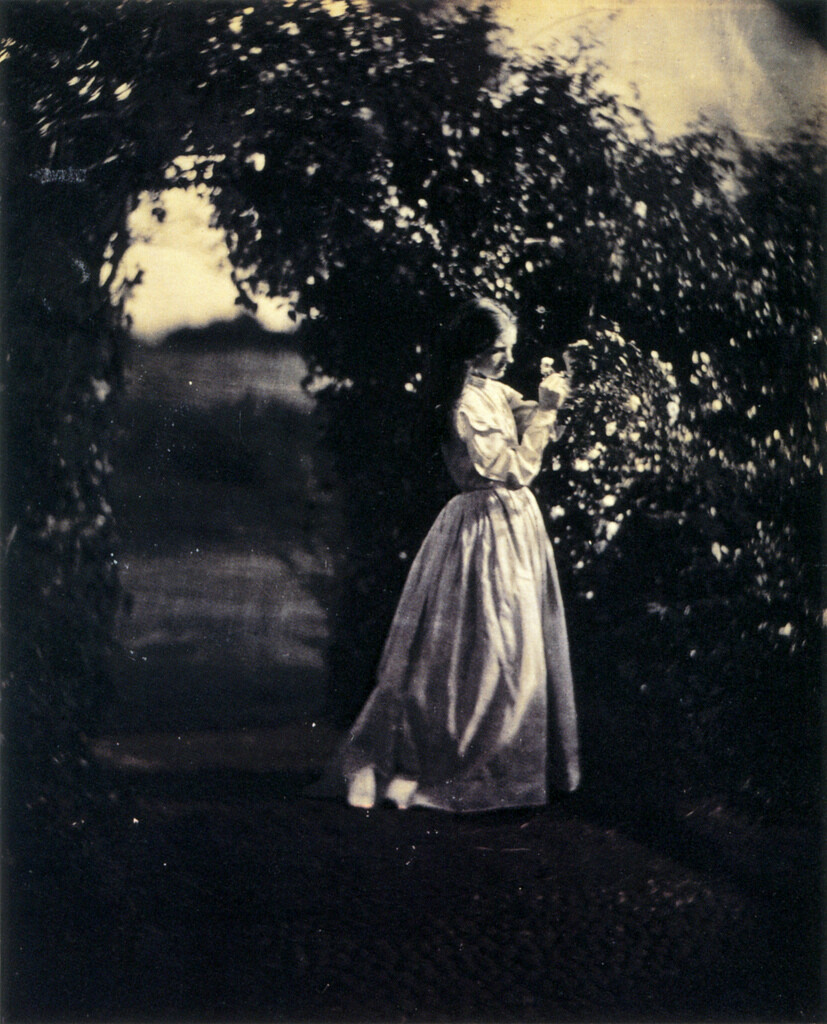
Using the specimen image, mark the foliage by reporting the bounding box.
[545,323,823,811]
[4,0,823,840]
[3,0,221,840]
[205,7,820,814]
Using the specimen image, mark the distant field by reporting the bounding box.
[106,341,344,735]
[125,345,315,413]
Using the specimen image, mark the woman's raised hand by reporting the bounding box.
[538,372,570,411]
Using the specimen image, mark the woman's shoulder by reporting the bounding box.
[458,376,515,397]
[454,377,510,430]
[456,375,498,411]
[470,378,526,408]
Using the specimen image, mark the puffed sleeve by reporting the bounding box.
[455,385,558,487]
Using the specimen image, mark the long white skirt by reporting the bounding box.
[318,486,579,812]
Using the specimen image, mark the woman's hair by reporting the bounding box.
[410,296,516,494]
[425,296,516,443]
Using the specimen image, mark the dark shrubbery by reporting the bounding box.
[545,323,822,813]
[4,0,220,845]
[4,226,124,844]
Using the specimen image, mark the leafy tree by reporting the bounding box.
[4,0,224,840]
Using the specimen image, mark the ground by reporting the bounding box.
[8,735,819,1021]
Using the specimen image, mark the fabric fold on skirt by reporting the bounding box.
[313,486,579,812]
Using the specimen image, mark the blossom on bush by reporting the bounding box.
[535,316,821,811]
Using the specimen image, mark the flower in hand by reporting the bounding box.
[540,356,556,379]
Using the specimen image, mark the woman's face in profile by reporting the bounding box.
[470,326,517,380]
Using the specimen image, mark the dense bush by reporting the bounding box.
[542,322,823,812]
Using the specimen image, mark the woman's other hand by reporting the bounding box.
[539,372,569,411]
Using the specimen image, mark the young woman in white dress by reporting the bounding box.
[317,297,579,812]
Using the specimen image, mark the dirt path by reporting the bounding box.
[110,546,331,730]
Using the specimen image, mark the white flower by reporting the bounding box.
[245,152,266,172]
[666,400,680,425]
[91,378,111,402]
[605,421,617,437]
[550,505,566,520]
[626,395,641,413]
[601,494,617,508]
[778,623,793,637]
[573,458,591,472]
[633,200,647,219]
[711,542,723,562]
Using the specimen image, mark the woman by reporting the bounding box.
[317,297,579,812]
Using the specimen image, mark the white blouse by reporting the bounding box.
[442,375,559,491]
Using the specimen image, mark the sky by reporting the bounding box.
[119,0,825,344]
[117,187,298,342]
[493,0,824,142]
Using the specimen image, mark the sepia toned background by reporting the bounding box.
[4,1,824,1020]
